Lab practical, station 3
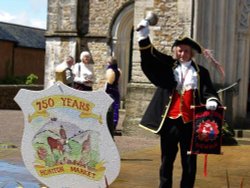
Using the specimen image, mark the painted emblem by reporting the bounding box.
[14,82,120,188]
[196,120,219,142]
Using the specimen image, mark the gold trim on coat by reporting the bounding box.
[139,44,152,50]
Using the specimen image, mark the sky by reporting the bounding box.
[0,0,47,29]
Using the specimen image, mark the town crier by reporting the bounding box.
[137,18,223,188]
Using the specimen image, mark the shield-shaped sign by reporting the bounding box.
[14,82,120,188]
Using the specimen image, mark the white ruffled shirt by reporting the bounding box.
[72,62,95,87]
[174,61,198,93]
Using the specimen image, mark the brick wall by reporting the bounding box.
[0,41,14,79]
[14,48,45,84]
[0,41,45,84]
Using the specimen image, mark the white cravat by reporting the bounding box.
[174,61,198,93]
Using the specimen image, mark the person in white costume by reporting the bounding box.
[73,51,95,91]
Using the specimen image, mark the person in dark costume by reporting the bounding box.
[105,56,121,137]
[137,19,223,188]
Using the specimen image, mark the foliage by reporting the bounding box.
[221,121,238,146]
[25,74,38,85]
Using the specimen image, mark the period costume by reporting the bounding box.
[72,62,95,91]
[139,37,219,133]
[138,37,220,188]
[55,61,74,87]
[105,63,121,129]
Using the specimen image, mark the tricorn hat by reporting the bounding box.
[172,37,202,54]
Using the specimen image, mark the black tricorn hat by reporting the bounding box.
[172,37,202,54]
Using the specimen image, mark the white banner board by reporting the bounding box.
[14,82,120,188]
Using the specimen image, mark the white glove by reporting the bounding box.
[205,100,218,110]
[136,19,149,41]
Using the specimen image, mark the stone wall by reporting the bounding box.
[45,0,132,88]
[87,0,131,36]
[126,0,193,135]
[45,0,194,135]
[0,85,43,109]
[124,83,159,138]
[78,0,133,90]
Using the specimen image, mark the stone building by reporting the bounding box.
[44,0,250,133]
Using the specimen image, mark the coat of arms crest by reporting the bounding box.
[14,82,120,188]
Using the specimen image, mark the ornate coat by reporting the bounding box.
[139,37,219,133]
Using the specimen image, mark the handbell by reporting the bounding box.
[136,12,158,31]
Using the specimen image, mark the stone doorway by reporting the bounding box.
[109,3,134,102]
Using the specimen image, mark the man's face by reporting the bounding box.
[67,58,74,67]
[68,59,74,67]
[175,44,193,62]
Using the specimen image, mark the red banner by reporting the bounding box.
[189,105,225,155]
